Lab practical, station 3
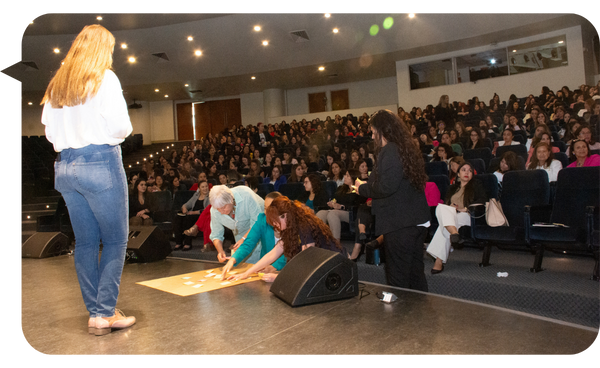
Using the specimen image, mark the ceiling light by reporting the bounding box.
[513,49,517,53]
[254,26,261,31]
[164,95,169,98]
[558,40,564,44]
[490,59,496,65]
[408,13,415,19]
[53,48,60,53]
[318,66,325,71]
[251,76,256,80]
[262,40,269,46]
[121,43,128,49]
[28,102,32,105]
[325,14,331,18]
[97,16,102,21]
[128,57,136,63]
[188,36,193,41]
[185,84,189,87]
[195,50,202,56]
[155,89,159,92]
[333,28,339,33]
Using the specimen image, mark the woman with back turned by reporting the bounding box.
[41,25,135,335]
[354,110,431,291]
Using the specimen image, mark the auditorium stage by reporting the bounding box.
[21,255,598,356]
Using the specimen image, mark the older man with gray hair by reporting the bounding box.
[209,185,265,263]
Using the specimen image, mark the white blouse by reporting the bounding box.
[41,70,133,152]
[533,159,563,182]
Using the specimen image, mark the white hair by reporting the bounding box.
[209,185,234,209]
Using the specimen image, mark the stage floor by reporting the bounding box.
[21,255,598,356]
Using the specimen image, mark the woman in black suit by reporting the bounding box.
[354,110,431,291]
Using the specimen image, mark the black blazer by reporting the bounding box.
[358,142,430,235]
[297,187,329,211]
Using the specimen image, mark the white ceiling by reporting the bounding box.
[4,13,593,106]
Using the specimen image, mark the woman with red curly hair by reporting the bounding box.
[230,196,346,281]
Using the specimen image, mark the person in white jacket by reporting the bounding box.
[41,25,135,336]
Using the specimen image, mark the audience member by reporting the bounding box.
[426,162,487,274]
[129,179,153,226]
[527,142,563,182]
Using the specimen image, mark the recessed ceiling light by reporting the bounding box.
[333,28,339,34]
[251,76,256,80]
[165,95,169,98]
[28,102,32,105]
[188,36,193,41]
[325,14,331,18]
[262,40,269,46]
[97,16,102,21]
[53,48,60,53]
[318,66,325,71]
[254,26,261,31]
[155,89,159,92]
[558,40,564,44]
[121,43,128,49]
[408,13,415,19]
[195,50,202,56]
[128,57,136,63]
[185,84,189,87]
[512,49,517,53]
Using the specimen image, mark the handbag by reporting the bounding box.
[485,198,509,227]
[468,198,509,227]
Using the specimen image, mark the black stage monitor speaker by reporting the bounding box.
[269,247,359,307]
[22,232,69,258]
[126,226,171,263]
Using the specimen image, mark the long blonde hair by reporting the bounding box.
[41,24,115,108]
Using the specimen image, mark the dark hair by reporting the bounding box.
[498,151,519,172]
[445,162,477,207]
[369,110,428,190]
[132,178,147,199]
[327,161,346,181]
[568,139,591,162]
[245,175,259,191]
[432,143,455,161]
[305,173,322,194]
[336,168,359,196]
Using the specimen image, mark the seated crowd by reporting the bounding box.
[124,81,600,280]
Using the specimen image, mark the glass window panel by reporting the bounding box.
[409,59,454,90]
[508,35,567,75]
[455,48,508,83]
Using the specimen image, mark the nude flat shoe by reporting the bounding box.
[94,309,136,336]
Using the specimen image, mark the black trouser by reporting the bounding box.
[173,214,200,245]
[383,226,428,292]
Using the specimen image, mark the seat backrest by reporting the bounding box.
[550,167,600,226]
[553,152,570,169]
[474,173,499,200]
[147,190,173,212]
[466,158,486,176]
[552,141,567,152]
[427,175,450,201]
[323,181,338,200]
[425,161,449,177]
[281,164,292,175]
[257,183,274,199]
[495,144,528,160]
[279,182,305,201]
[463,147,492,168]
[501,170,551,227]
[172,190,195,210]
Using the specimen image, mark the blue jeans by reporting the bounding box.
[54,144,129,318]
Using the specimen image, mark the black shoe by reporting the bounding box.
[431,264,444,274]
[365,239,381,250]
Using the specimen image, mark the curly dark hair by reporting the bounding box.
[265,196,342,260]
[369,109,428,190]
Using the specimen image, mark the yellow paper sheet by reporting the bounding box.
[136,263,260,296]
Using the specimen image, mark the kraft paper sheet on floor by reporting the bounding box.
[136,263,261,296]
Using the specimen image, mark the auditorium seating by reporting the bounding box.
[525,167,599,279]
[472,170,551,267]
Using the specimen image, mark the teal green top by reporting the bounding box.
[232,213,286,270]
[305,199,314,210]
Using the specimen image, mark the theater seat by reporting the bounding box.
[471,170,551,267]
[525,167,599,279]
